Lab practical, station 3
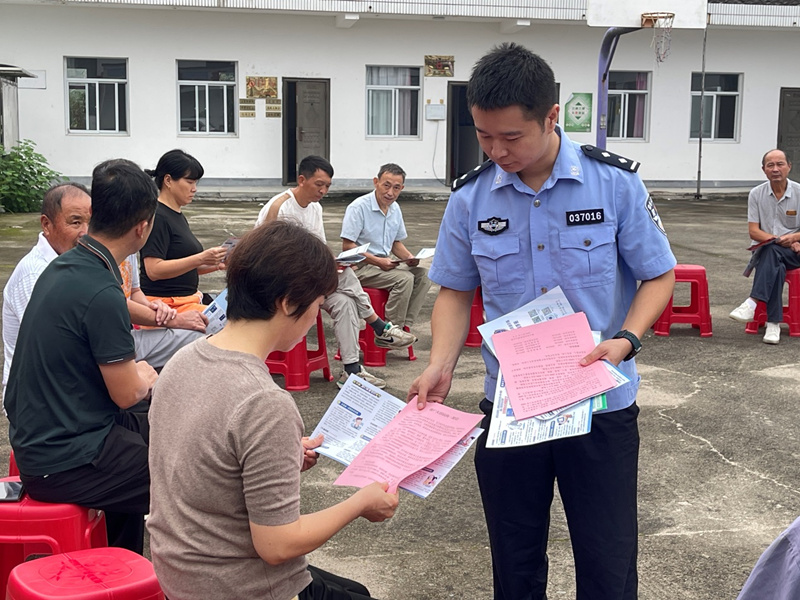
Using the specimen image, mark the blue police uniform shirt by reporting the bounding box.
[429,127,676,412]
[340,191,408,257]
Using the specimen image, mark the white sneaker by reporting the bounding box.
[374,322,416,349]
[763,322,781,345]
[729,301,756,323]
[336,366,386,389]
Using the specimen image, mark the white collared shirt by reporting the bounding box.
[2,233,58,404]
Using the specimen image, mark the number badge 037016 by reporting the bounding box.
[565,209,604,226]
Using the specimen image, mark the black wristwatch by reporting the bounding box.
[612,330,641,361]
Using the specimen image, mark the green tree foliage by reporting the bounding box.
[0,140,64,213]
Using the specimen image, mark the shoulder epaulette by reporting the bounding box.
[452,160,494,191]
[580,145,640,173]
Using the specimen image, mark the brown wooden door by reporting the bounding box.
[282,78,329,185]
[778,88,800,168]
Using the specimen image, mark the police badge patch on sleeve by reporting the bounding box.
[645,196,667,235]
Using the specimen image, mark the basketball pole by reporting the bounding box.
[596,27,639,150]
[695,22,709,199]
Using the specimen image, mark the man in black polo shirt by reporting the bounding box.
[5,160,159,554]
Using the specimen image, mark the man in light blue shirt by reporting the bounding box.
[341,164,431,338]
[409,43,676,600]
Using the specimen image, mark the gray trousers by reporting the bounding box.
[132,327,204,369]
[323,268,374,365]
[354,263,431,328]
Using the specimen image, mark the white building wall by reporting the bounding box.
[1,2,798,184]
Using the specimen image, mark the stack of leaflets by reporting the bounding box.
[477,287,630,448]
[311,375,483,498]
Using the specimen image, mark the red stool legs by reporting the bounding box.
[653,265,712,337]
[265,312,332,391]
[357,288,416,367]
[0,476,108,593]
[745,269,800,337]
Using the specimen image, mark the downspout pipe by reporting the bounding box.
[597,27,639,150]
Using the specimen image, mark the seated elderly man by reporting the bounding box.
[3,183,91,406]
[341,163,431,341]
[5,161,160,554]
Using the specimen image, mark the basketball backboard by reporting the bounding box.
[586,0,708,29]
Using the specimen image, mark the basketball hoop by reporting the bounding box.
[641,11,675,63]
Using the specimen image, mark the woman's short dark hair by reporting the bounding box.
[145,149,205,190]
[225,220,338,322]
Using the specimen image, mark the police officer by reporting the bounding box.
[409,43,676,600]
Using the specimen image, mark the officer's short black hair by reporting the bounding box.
[89,159,158,239]
[467,42,557,123]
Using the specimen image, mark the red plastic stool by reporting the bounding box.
[745,268,800,336]
[265,311,333,391]
[0,477,108,594]
[9,451,19,477]
[5,547,164,599]
[653,264,712,337]
[357,288,416,367]
[465,288,485,347]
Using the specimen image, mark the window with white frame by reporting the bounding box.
[607,71,649,140]
[66,58,127,133]
[366,66,420,137]
[690,73,740,140]
[178,60,236,134]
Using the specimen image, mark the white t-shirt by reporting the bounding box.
[255,189,326,242]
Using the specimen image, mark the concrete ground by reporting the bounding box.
[1,189,798,599]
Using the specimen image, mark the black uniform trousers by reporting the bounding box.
[474,398,640,600]
[19,410,150,555]
[750,243,800,323]
[299,565,374,600]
